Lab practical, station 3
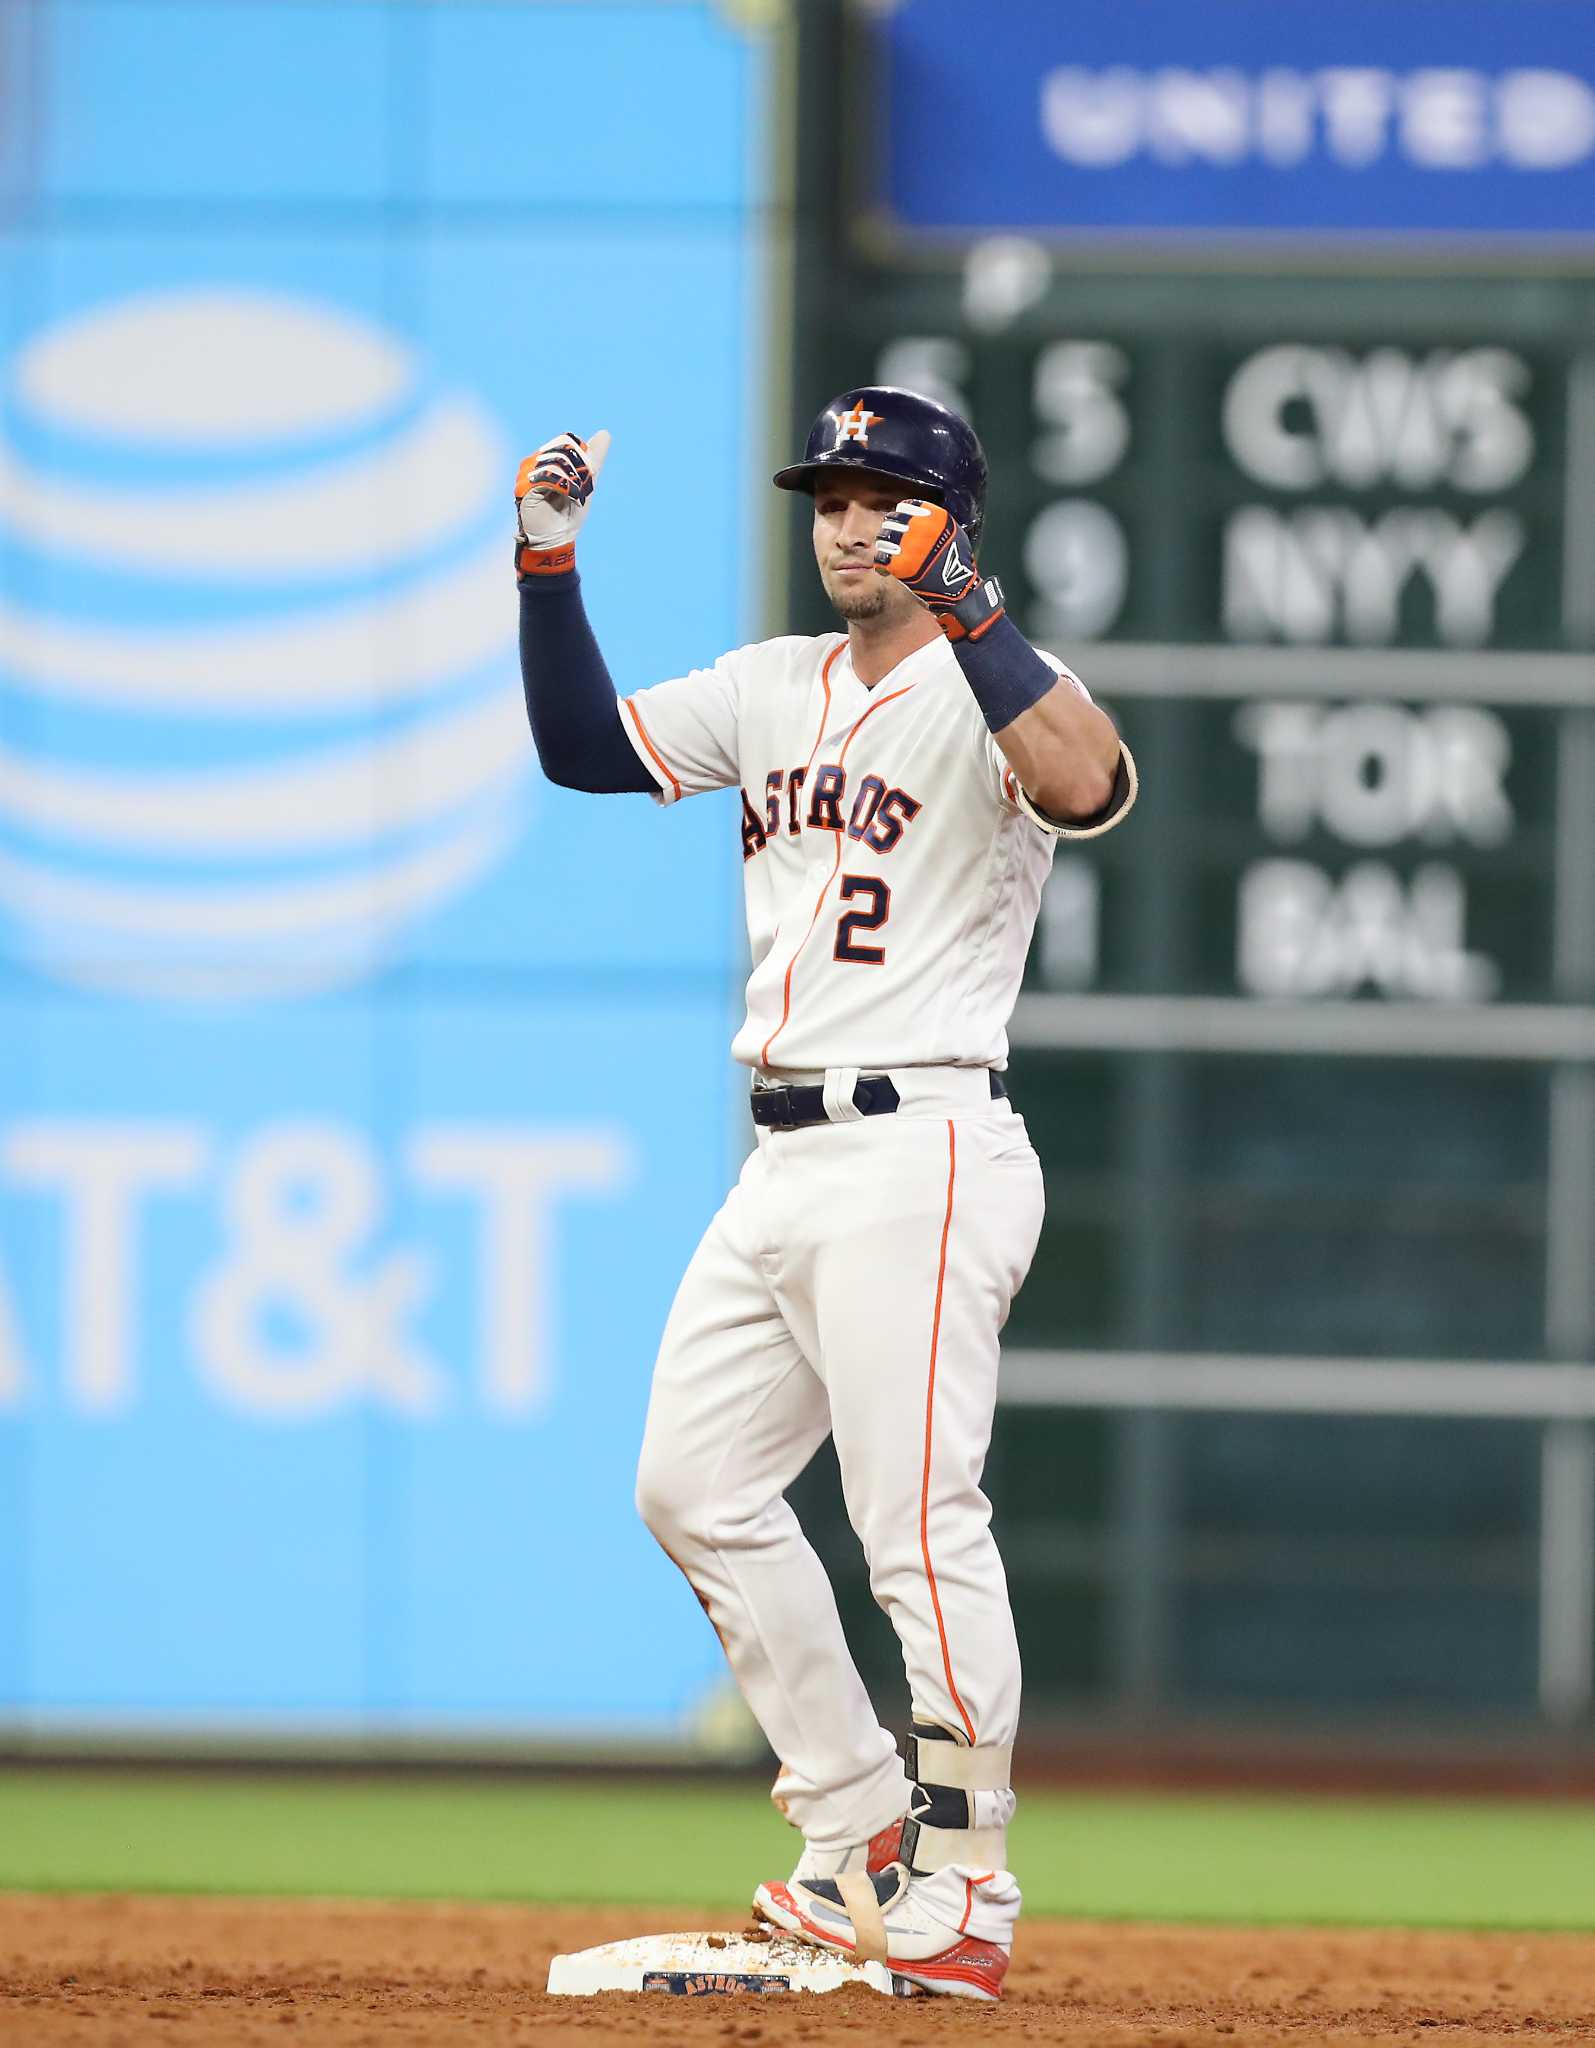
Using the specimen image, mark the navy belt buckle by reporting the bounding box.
[766,1088,798,1130]
[858,1075,900,1117]
[751,1083,798,1129]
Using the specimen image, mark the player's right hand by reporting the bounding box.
[515,429,611,576]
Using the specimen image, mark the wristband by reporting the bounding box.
[516,539,577,579]
[513,540,577,581]
[951,611,1061,734]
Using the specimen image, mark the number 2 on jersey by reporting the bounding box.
[833,874,891,965]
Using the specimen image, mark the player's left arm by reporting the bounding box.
[875,499,1134,833]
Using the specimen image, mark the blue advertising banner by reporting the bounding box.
[872,0,1595,244]
[0,2,767,1743]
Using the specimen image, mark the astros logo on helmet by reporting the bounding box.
[832,402,883,447]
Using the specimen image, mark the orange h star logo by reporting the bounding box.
[832,402,883,448]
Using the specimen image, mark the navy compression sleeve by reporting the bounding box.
[517,570,660,794]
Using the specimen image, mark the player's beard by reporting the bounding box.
[822,564,893,621]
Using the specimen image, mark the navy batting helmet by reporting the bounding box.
[773,385,988,546]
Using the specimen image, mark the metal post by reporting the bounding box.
[1539,1421,1595,1725]
[1536,377,1595,1716]
[1108,341,1200,1715]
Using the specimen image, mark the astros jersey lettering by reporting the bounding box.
[619,629,1110,1074]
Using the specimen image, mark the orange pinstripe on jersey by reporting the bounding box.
[622,695,682,802]
[922,1120,978,1745]
[756,639,841,1065]
[802,640,846,784]
[758,654,917,1069]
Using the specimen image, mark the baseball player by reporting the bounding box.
[516,388,1135,2000]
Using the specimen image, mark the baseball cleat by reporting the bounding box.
[752,1862,1019,2002]
[783,1811,906,1885]
[865,1814,906,1873]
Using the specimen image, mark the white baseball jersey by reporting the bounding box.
[619,629,1122,1074]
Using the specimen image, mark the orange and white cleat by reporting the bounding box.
[752,1862,1020,2002]
[779,1810,907,1887]
[864,1814,906,1873]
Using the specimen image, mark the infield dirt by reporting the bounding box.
[3,1892,1593,2045]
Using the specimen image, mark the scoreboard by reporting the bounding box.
[864,322,1575,1014]
[780,0,1595,1730]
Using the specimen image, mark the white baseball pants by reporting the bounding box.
[634,1069,1044,1854]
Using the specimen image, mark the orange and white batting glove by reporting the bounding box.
[515,428,612,576]
[873,497,1006,642]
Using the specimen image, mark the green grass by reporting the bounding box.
[0,1770,1592,1930]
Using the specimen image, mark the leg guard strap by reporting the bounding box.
[904,1733,1013,1792]
[901,1732,1014,1874]
[901,1818,1010,1871]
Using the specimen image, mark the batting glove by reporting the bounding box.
[515,428,611,576]
[874,498,1006,642]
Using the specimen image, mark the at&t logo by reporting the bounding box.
[0,288,527,1001]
